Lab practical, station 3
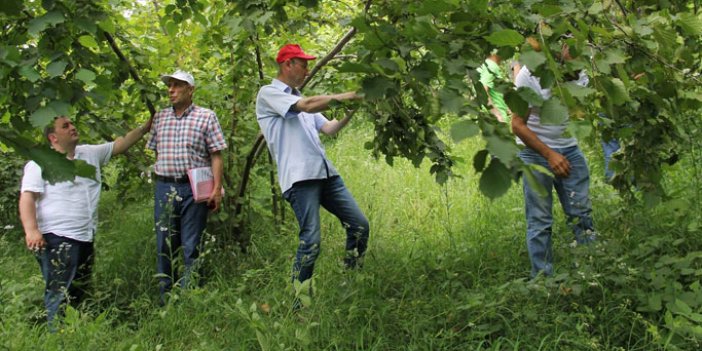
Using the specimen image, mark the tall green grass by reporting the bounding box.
[1,121,701,350]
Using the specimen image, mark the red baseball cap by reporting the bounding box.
[276,44,316,63]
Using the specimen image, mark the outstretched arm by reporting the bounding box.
[19,191,44,251]
[294,91,360,113]
[320,109,357,136]
[112,115,155,155]
[511,111,571,177]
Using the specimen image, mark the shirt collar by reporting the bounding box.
[272,79,300,96]
[171,103,195,118]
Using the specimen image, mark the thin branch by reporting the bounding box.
[103,32,156,116]
[614,0,628,17]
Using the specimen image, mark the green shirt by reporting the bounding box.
[477,59,510,123]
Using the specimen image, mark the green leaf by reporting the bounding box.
[78,35,99,49]
[98,19,116,34]
[450,119,479,143]
[602,78,630,106]
[519,51,546,71]
[75,68,96,83]
[362,76,395,100]
[522,164,549,197]
[19,65,40,82]
[27,11,65,36]
[516,86,544,107]
[677,12,702,36]
[479,159,512,199]
[587,2,604,15]
[485,134,519,164]
[48,101,71,117]
[485,29,524,47]
[338,62,373,74]
[504,90,528,118]
[563,82,595,99]
[540,97,568,125]
[473,149,489,172]
[46,60,68,78]
[566,119,592,140]
[438,88,465,114]
[30,106,57,128]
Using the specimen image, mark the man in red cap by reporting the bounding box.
[256,44,368,309]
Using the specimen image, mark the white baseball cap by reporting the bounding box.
[160,70,195,86]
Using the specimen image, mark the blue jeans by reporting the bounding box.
[519,146,596,277]
[601,139,621,180]
[283,176,369,284]
[154,180,208,298]
[36,233,94,325]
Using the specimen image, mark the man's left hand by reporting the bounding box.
[207,188,222,212]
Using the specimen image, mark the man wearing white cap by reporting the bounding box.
[147,70,227,302]
[256,44,369,309]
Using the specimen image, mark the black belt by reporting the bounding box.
[156,174,189,183]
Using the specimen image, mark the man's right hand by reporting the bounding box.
[25,229,45,252]
[547,151,571,178]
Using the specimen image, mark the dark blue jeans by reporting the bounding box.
[36,233,94,325]
[519,146,596,277]
[154,180,208,298]
[283,176,369,284]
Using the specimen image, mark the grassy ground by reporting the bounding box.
[1,121,701,350]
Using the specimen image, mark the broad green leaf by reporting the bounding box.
[48,101,71,117]
[46,60,68,78]
[361,76,395,100]
[30,106,57,128]
[473,149,489,172]
[522,164,549,197]
[438,88,465,114]
[563,81,595,99]
[75,68,97,83]
[98,19,116,34]
[566,119,592,140]
[485,134,519,164]
[519,51,546,71]
[485,29,524,47]
[602,78,630,106]
[479,159,512,199]
[587,2,603,15]
[165,21,178,36]
[78,35,99,49]
[540,97,568,125]
[338,62,373,73]
[19,65,40,82]
[677,12,702,36]
[27,11,65,36]
[450,119,479,143]
[504,90,528,118]
[516,86,544,107]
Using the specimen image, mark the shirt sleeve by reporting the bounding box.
[258,86,302,119]
[478,63,494,88]
[146,112,160,151]
[313,113,330,131]
[205,112,228,153]
[21,161,44,193]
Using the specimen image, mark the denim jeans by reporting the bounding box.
[36,233,94,325]
[283,176,369,284]
[519,146,596,277]
[154,180,208,298]
[601,138,621,180]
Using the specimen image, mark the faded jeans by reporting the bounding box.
[519,146,596,277]
[283,176,369,284]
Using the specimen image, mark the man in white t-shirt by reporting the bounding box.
[511,44,596,278]
[19,115,152,326]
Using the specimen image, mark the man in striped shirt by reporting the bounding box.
[147,70,227,302]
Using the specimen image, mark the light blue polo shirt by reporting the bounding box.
[256,79,339,193]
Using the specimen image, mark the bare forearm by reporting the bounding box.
[211,152,224,190]
[512,114,554,158]
[295,91,358,113]
[19,192,38,233]
[113,116,154,155]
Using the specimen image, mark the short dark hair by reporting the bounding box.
[43,116,62,143]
